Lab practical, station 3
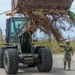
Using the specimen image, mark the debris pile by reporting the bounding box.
[7,0,75,41]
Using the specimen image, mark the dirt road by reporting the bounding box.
[0,54,75,75]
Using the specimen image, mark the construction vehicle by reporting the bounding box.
[0,0,74,74]
[0,16,53,74]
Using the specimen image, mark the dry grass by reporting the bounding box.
[0,40,6,48]
[34,39,75,54]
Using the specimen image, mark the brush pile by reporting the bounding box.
[10,0,75,41]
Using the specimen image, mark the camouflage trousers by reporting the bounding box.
[63,55,71,68]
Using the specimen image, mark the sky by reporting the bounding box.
[0,0,75,40]
[0,0,11,35]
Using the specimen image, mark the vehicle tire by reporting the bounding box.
[37,48,53,72]
[0,48,4,68]
[4,49,19,74]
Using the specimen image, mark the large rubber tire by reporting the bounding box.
[37,48,53,72]
[4,49,19,74]
[0,48,4,68]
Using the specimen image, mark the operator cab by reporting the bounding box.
[6,17,37,43]
[6,17,25,43]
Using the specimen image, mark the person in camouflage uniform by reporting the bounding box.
[60,40,73,71]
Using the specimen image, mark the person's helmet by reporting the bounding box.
[65,40,70,44]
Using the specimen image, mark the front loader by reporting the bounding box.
[0,17,53,74]
[0,0,74,74]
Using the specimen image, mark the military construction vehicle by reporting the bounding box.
[0,0,74,74]
[0,17,53,74]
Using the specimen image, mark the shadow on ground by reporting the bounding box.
[11,65,68,75]
[50,68,67,75]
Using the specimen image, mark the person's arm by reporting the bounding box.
[70,47,74,56]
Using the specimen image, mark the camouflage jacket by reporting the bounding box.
[60,45,73,56]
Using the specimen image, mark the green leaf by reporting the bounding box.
[68,11,75,20]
